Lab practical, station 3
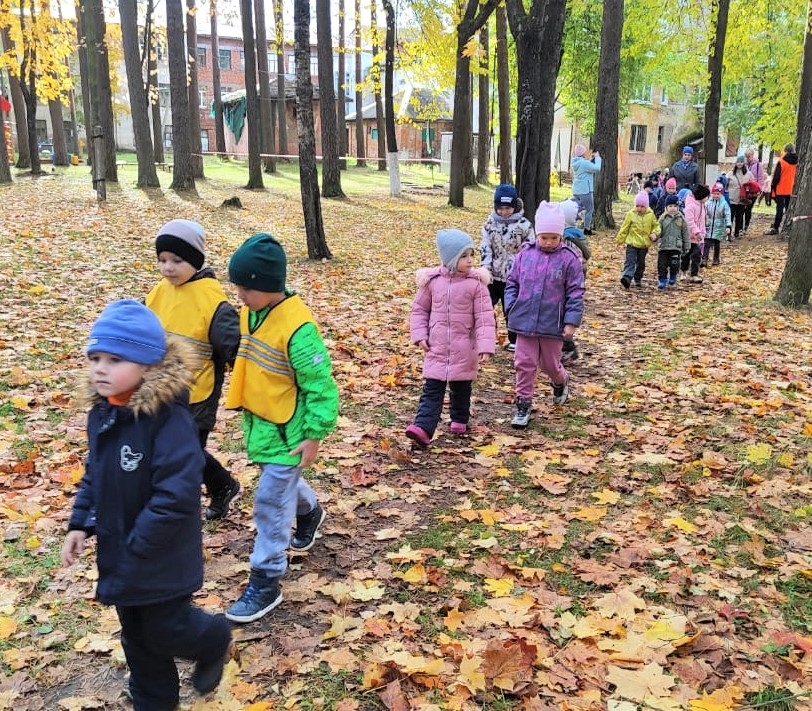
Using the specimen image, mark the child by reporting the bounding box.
[480,184,533,352]
[616,190,660,289]
[559,198,590,364]
[145,219,241,520]
[406,229,495,447]
[681,184,710,283]
[505,202,585,429]
[223,234,339,623]
[702,183,731,266]
[653,177,678,217]
[61,300,232,710]
[657,195,690,288]
[726,156,756,239]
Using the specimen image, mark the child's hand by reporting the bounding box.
[649,232,658,241]
[478,353,491,364]
[562,324,577,338]
[417,340,429,352]
[289,439,320,469]
[61,531,87,567]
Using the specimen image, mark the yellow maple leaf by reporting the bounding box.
[777,452,794,467]
[350,581,386,601]
[444,607,466,632]
[385,545,423,563]
[665,516,697,533]
[398,563,428,584]
[571,505,607,522]
[746,443,772,465]
[803,423,812,436]
[592,488,620,505]
[10,396,31,411]
[688,686,744,711]
[479,509,498,526]
[484,578,513,597]
[323,614,363,640]
[0,616,18,640]
[457,654,486,692]
[645,618,687,641]
[477,443,500,457]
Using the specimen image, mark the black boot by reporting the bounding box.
[205,478,240,520]
[290,504,326,551]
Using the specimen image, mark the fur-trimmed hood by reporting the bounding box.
[79,336,199,417]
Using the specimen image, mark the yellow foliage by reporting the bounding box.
[746,443,772,465]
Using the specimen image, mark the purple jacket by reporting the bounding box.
[410,267,496,382]
[504,242,585,338]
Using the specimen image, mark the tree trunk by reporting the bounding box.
[354,0,366,167]
[506,0,566,219]
[371,0,386,170]
[166,0,196,190]
[186,0,204,178]
[119,0,160,187]
[56,0,80,157]
[85,0,118,182]
[336,0,348,170]
[703,0,730,183]
[240,0,264,188]
[48,99,69,165]
[0,101,11,183]
[2,27,30,168]
[18,1,42,175]
[210,0,227,157]
[592,0,623,230]
[317,0,344,197]
[495,4,511,184]
[255,0,277,173]
[145,2,165,164]
[476,24,490,184]
[75,2,92,161]
[382,0,400,195]
[294,0,332,258]
[448,0,500,207]
[274,0,288,155]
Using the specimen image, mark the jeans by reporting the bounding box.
[773,195,790,230]
[657,250,681,281]
[703,239,720,263]
[250,462,318,577]
[574,191,594,230]
[680,243,702,276]
[622,245,648,283]
[117,597,231,711]
[413,379,472,436]
[488,280,516,344]
[514,335,567,400]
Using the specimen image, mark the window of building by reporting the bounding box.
[310,56,318,76]
[629,124,647,152]
[35,119,47,142]
[156,43,165,61]
[240,50,245,70]
[201,130,209,153]
[219,48,231,70]
[267,51,276,69]
[163,125,173,149]
[158,82,170,107]
[221,86,233,95]
[287,54,295,74]
[631,85,653,103]
[656,125,665,154]
[199,88,207,108]
[196,46,207,68]
[660,89,668,105]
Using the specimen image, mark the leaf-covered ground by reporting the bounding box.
[0,164,810,711]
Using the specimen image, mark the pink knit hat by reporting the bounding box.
[573,144,587,157]
[634,191,649,207]
[665,177,677,189]
[534,201,565,235]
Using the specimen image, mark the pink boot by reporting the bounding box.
[450,422,467,435]
[405,425,431,449]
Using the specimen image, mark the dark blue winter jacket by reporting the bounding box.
[67,338,205,607]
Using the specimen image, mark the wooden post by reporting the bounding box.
[92,124,106,201]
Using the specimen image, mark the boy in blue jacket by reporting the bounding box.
[61,300,231,711]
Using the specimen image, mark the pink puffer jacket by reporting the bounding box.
[410,267,496,382]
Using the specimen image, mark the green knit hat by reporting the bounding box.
[228,233,287,292]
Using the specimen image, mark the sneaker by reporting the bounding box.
[193,640,231,695]
[633,281,642,288]
[205,478,241,521]
[766,227,779,235]
[657,279,667,289]
[552,380,569,405]
[561,341,579,364]
[290,504,326,551]
[700,259,707,268]
[584,228,594,236]
[226,573,282,623]
[506,342,516,353]
[405,424,431,449]
[689,275,703,284]
[511,397,532,429]
[679,271,688,281]
[712,258,720,266]
[450,422,467,435]
[620,276,631,289]
[668,278,676,286]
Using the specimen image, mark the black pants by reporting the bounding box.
[702,239,720,263]
[488,280,516,344]
[744,202,754,230]
[773,195,790,230]
[117,596,231,710]
[657,250,681,281]
[731,203,746,236]
[414,379,472,437]
[198,429,232,494]
[680,244,702,276]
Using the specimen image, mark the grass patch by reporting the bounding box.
[774,574,812,633]
[743,686,799,711]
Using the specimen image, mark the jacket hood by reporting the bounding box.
[783,152,798,165]
[490,197,526,223]
[415,265,492,288]
[79,336,199,417]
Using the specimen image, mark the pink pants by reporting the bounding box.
[514,335,568,400]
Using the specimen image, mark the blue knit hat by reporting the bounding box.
[436,229,474,271]
[87,300,166,365]
[494,184,518,210]
[665,194,680,206]
[682,146,694,156]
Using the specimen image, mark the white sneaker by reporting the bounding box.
[506,343,516,353]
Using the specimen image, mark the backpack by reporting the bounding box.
[739,181,760,206]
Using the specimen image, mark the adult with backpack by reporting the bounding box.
[767,143,798,235]
[726,156,755,239]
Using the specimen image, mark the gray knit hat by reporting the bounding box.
[436,229,474,272]
[155,219,206,270]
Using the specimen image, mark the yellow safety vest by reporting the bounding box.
[145,278,228,404]
[225,296,314,423]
